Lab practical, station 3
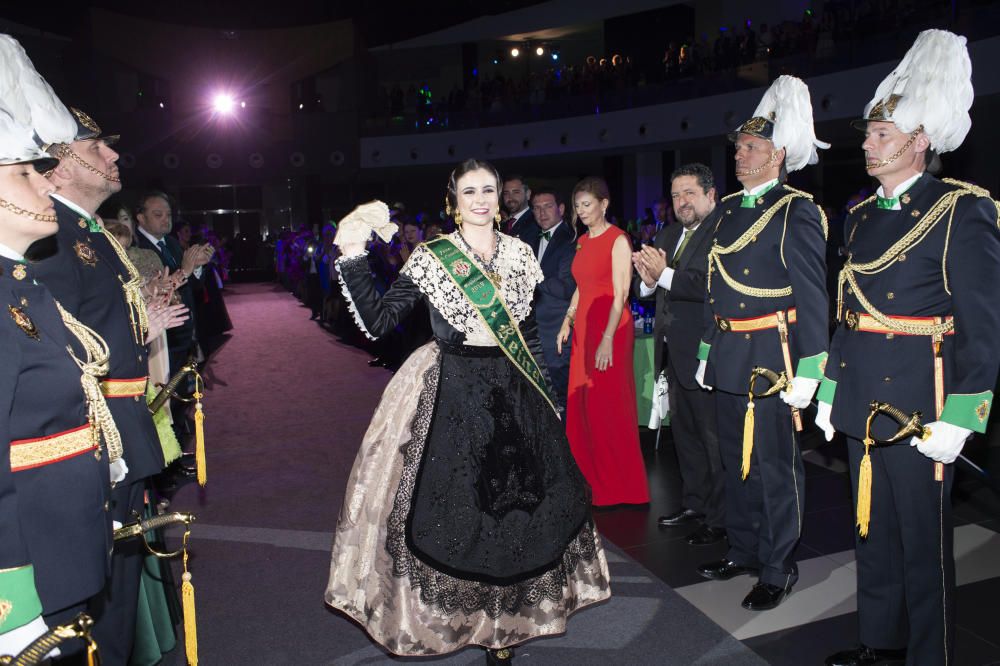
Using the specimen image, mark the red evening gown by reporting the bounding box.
[565,225,650,506]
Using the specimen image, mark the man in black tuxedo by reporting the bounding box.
[523,188,576,412]
[634,164,725,546]
[133,191,213,374]
[501,174,536,240]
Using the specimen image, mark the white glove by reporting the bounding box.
[109,457,129,484]
[695,360,712,391]
[911,420,972,464]
[780,377,820,409]
[334,200,394,249]
[113,520,123,530]
[0,616,59,660]
[814,400,835,442]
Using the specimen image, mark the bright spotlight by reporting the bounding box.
[535,46,544,56]
[510,47,520,58]
[213,93,235,114]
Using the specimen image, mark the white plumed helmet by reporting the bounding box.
[855,29,973,154]
[729,75,830,173]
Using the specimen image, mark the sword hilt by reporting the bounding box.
[749,366,788,398]
[0,614,98,666]
[869,400,931,443]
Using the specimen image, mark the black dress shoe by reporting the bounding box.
[485,647,514,664]
[657,508,703,526]
[825,645,906,666]
[686,525,727,546]
[697,559,758,581]
[741,582,790,610]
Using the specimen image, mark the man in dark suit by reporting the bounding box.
[634,164,725,547]
[133,191,213,375]
[523,188,576,411]
[501,174,536,240]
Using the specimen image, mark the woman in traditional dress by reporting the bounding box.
[325,159,610,663]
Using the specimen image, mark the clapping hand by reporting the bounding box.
[145,302,189,343]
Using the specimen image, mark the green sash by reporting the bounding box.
[424,237,558,414]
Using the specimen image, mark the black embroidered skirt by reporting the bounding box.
[326,341,610,655]
[406,340,591,584]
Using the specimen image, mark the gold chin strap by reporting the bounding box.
[54,145,120,183]
[736,150,780,178]
[865,126,924,171]
[0,197,57,223]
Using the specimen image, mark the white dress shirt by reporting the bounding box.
[875,172,922,210]
[537,220,563,263]
[639,220,702,297]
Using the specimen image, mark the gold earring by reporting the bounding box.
[494,211,502,223]
[454,211,463,226]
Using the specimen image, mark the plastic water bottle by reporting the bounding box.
[632,301,642,329]
[643,311,654,335]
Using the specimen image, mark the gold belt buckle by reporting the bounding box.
[844,310,859,330]
[715,315,731,332]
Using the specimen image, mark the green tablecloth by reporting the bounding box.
[633,332,668,427]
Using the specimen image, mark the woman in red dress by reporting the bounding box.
[558,177,649,506]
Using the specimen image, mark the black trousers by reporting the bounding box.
[666,364,724,528]
[846,436,955,664]
[91,480,146,666]
[716,390,804,588]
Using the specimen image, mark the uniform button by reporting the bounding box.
[726,209,732,215]
[898,253,907,262]
[887,292,895,300]
[709,298,715,304]
[104,501,110,512]
[94,449,102,461]
[138,355,143,362]
[861,213,868,221]
[134,395,141,402]
[750,236,757,243]
[19,297,27,306]
[840,361,847,368]
[739,302,746,309]
[743,268,750,275]
[886,333,894,340]
[78,218,88,228]
[883,376,892,383]
[911,209,921,218]
[744,333,751,340]
[846,287,853,295]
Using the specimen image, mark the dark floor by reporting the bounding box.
[595,420,1000,665]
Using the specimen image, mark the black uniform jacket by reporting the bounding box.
[701,183,829,394]
[26,199,164,482]
[0,256,112,619]
[825,175,1000,440]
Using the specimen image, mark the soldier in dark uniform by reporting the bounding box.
[10,61,174,659]
[817,31,1000,666]
[0,102,118,659]
[694,76,830,610]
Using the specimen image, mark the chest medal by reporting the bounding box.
[8,304,39,340]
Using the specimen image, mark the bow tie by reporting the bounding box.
[80,216,101,233]
[876,195,899,210]
[540,230,552,240]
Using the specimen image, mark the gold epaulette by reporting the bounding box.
[721,191,742,203]
[849,195,877,215]
[942,178,993,199]
[781,184,815,199]
[942,178,1000,229]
